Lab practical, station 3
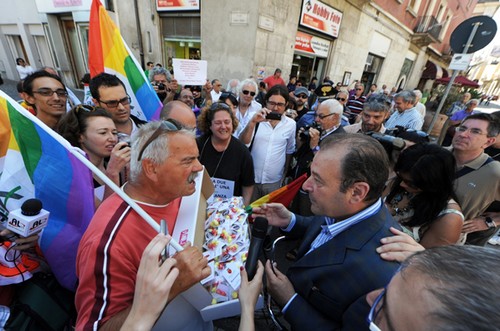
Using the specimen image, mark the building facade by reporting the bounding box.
[0,0,478,92]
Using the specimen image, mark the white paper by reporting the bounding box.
[172,58,208,85]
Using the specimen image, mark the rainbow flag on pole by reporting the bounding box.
[89,0,161,121]
[0,91,95,290]
[246,173,308,212]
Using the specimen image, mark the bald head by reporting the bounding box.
[160,100,197,130]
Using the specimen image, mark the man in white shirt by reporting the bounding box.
[210,79,222,102]
[413,89,426,120]
[234,79,262,137]
[239,85,295,201]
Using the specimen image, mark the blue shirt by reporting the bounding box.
[450,109,477,122]
[385,107,423,130]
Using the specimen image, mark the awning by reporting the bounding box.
[421,60,449,79]
[435,75,480,88]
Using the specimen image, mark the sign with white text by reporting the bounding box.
[295,31,330,57]
[299,0,343,38]
[449,53,473,71]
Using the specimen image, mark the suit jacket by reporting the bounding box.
[283,205,401,331]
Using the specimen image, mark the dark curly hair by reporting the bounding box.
[57,105,113,148]
[197,102,239,135]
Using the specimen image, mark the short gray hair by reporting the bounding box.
[467,99,479,106]
[401,245,500,331]
[320,99,343,116]
[238,79,258,95]
[413,89,422,99]
[149,66,172,82]
[394,90,416,104]
[129,121,194,181]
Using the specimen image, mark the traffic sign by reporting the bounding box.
[450,15,496,54]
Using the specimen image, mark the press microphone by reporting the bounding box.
[245,217,268,281]
[7,199,50,237]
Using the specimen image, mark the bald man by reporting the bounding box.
[161,100,197,131]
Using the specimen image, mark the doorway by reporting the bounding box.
[291,53,326,87]
[60,19,87,87]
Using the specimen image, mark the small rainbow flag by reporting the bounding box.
[89,0,161,121]
[246,173,308,213]
[0,91,95,290]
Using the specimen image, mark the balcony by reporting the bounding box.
[411,16,442,47]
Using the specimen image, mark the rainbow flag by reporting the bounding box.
[0,91,95,290]
[89,0,161,121]
[246,173,308,212]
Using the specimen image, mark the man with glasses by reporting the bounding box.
[346,83,367,123]
[76,120,211,331]
[239,85,295,201]
[22,70,68,129]
[235,79,262,138]
[210,78,223,102]
[449,113,500,246]
[291,99,345,215]
[366,245,500,331]
[293,86,310,121]
[344,97,390,134]
[90,73,146,136]
[253,134,400,330]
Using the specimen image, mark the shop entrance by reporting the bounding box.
[291,53,326,87]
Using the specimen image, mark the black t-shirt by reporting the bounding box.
[196,135,255,197]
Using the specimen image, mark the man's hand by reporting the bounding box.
[252,203,292,228]
[462,217,489,234]
[265,260,295,307]
[0,229,39,251]
[308,127,320,150]
[252,108,271,124]
[376,227,424,262]
[121,234,179,331]
[169,242,210,299]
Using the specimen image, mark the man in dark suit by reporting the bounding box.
[253,134,401,330]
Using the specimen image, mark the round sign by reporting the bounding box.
[450,15,497,54]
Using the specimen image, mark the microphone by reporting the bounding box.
[7,199,50,237]
[245,217,268,281]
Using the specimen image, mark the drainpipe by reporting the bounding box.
[134,0,145,68]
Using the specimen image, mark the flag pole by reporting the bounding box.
[1,91,183,252]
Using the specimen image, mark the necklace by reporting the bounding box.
[389,191,414,218]
[200,136,230,178]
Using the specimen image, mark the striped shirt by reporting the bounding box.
[385,107,423,130]
[346,95,366,115]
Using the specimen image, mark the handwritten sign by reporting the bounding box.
[172,58,207,86]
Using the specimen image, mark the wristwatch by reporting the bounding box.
[485,216,496,229]
[311,146,320,153]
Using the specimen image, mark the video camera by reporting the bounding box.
[299,122,321,140]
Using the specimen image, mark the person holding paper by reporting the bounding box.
[75,120,211,331]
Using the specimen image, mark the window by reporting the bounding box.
[408,0,422,15]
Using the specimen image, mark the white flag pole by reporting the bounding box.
[0,91,183,252]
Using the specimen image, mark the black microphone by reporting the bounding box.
[245,217,268,281]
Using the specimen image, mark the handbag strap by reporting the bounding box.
[248,122,260,152]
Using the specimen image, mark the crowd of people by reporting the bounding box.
[1,63,499,331]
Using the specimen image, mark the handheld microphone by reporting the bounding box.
[7,199,50,237]
[245,217,268,281]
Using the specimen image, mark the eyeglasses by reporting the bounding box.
[367,288,385,331]
[455,126,487,136]
[209,102,231,111]
[98,96,131,109]
[242,90,256,97]
[356,88,363,91]
[315,113,336,119]
[267,101,286,109]
[336,97,346,102]
[137,119,181,161]
[33,88,68,97]
[296,94,308,99]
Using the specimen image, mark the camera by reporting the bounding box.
[266,112,282,121]
[154,82,166,91]
[299,122,321,139]
[117,133,131,149]
[368,132,405,151]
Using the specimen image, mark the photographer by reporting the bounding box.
[149,66,173,103]
[290,99,344,216]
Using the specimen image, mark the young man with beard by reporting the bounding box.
[90,73,146,136]
[344,96,390,134]
[293,86,310,121]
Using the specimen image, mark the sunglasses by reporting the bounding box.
[242,90,256,97]
[296,94,308,99]
[98,96,131,109]
[137,119,182,161]
[209,102,231,111]
[33,88,68,98]
[336,97,346,102]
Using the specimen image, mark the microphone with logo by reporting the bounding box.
[245,217,268,281]
[6,199,50,237]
